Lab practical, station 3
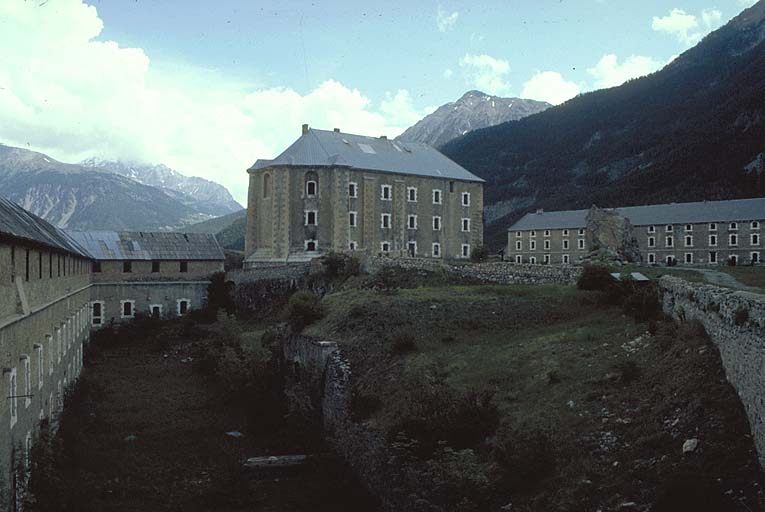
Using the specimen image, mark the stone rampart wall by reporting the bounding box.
[659,276,765,467]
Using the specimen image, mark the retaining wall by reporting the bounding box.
[659,276,765,466]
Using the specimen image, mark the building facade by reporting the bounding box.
[0,197,91,510]
[244,126,484,264]
[507,198,765,266]
[66,231,225,326]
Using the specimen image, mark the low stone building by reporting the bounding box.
[0,197,91,509]
[507,198,765,266]
[244,125,484,265]
[67,231,224,326]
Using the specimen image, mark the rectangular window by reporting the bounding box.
[349,211,358,227]
[305,180,317,197]
[578,229,586,236]
[515,255,523,264]
[648,253,656,264]
[305,210,318,226]
[530,240,537,251]
[685,235,693,247]
[151,261,161,273]
[666,236,674,247]
[562,229,569,237]
[530,231,536,238]
[178,300,189,315]
[381,213,391,229]
[685,224,693,232]
[516,241,522,251]
[23,356,31,408]
[38,251,42,279]
[563,239,569,250]
[180,261,188,273]
[666,225,674,232]
[751,252,760,264]
[92,302,103,325]
[751,221,760,230]
[709,223,717,231]
[36,344,44,390]
[407,241,417,256]
[544,240,551,250]
[461,218,470,232]
[544,230,551,237]
[349,182,358,198]
[122,301,134,318]
[578,239,585,250]
[408,215,418,229]
[461,244,470,258]
[449,181,454,193]
[516,231,522,238]
[529,256,537,265]
[432,189,442,204]
[709,235,718,247]
[729,222,738,231]
[432,243,441,257]
[349,241,357,251]
[92,261,101,273]
[752,233,760,246]
[25,249,29,281]
[648,236,656,248]
[685,253,693,264]
[461,192,471,206]
[407,187,417,202]
[9,368,17,428]
[543,254,550,264]
[647,226,656,233]
[123,261,132,273]
[305,240,317,251]
[381,185,392,200]
[562,254,570,264]
[381,241,391,253]
[433,216,442,231]
[729,234,738,246]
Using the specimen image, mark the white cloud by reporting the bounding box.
[436,6,459,32]
[459,53,512,95]
[587,54,665,89]
[651,7,724,46]
[0,0,426,204]
[443,68,454,79]
[520,71,580,105]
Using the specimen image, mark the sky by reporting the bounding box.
[0,0,759,204]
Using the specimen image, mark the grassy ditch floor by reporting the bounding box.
[304,282,765,512]
[24,317,378,512]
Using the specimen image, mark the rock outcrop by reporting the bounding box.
[584,205,642,264]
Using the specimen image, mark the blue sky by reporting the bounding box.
[0,0,758,202]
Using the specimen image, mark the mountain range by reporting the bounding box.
[396,90,550,148]
[442,0,765,248]
[0,144,242,231]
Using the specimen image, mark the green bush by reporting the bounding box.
[282,291,324,332]
[621,283,661,322]
[206,271,236,315]
[470,246,489,263]
[389,332,418,355]
[321,252,361,279]
[576,265,614,291]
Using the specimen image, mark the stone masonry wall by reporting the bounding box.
[364,256,582,285]
[659,276,765,467]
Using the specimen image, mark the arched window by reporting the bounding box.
[262,173,271,198]
[306,180,317,197]
[304,172,318,197]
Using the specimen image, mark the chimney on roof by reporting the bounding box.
[302,123,309,135]
[379,135,388,140]
[333,128,340,133]
[536,208,544,214]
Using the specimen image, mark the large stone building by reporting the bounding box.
[0,197,91,510]
[67,231,224,326]
[244,125,484,265]
[507,198,765,266]
[0,201,224,509]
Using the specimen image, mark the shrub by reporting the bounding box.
[470,246,489,263]
[621,283,661,322]
[321,252,361,279]
[206,271,236,315]
[492,424,556,491]
[390,332,418,355]
[576,265,614,291]
[282,291,324,332]
[352,393,382,421]
[733,307,749,326]
[613,360,641,384]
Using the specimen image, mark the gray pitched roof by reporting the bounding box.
[0,196,89,257]
[66,230,225,261]
[251,128,484,182]
[509,198,765,231]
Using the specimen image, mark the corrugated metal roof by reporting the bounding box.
[66,230,225,261]
[250,128,484,183]
[0,196,90,257]
[509,198,765,231]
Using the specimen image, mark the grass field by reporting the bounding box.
[305,281,765,511]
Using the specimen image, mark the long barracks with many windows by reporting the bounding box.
[507,198,765,266]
